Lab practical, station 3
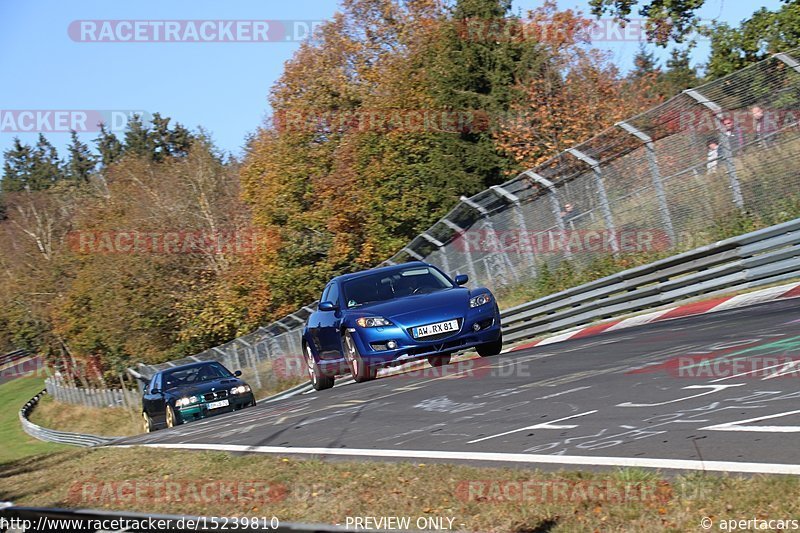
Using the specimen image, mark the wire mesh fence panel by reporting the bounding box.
[128,49,800,389]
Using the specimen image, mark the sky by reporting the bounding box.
[0,0,783,161]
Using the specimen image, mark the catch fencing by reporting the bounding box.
[116,49,800,387]
[44,376,139,409]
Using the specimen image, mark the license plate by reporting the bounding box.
[207,399,229,410]
[414,319,459,338]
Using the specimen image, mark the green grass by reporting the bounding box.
[28,394,141,437]
[0,377,66,465]
[3,447,800,532]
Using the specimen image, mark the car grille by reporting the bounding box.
[407,318,463,342]
[203,390,228,402]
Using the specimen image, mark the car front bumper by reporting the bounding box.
[319,306,502,373]
[175,392,255,423]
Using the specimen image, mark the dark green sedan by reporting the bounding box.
[141,361,256,432]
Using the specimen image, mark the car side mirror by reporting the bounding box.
[318,301,339,312]
[234,370,242,377]
[455,274,469,286]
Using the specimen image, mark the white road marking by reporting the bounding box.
[617,384,745,407]
[467,410,597,444]
[536,386,591,400]
[700,409,800,433]
[115,442,800,475]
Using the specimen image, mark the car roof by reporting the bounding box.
[331,261,433,284]
[157,361,220,375]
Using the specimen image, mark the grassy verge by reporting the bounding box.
[28,394,141,437]
[0,377,66,464]
[2,447,799,532]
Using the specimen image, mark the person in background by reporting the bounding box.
[560,203,578,225]
[751,105,776,149]
[721,116,744,154]
[706,140,719,173]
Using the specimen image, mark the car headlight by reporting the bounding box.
[469,293,492,308]
[176,396,198,407]
[230,385,251,394]
[356,317,392,328]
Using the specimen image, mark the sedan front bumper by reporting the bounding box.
[175,392,255,423]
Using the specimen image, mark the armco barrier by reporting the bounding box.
[501,217,800,343]
[19,390,117,447]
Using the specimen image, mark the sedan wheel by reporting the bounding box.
[165,405,178,428]
[306,344,335,391]
[344,331,376,383]
[142,411,154,433]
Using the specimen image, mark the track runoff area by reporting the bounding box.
[116,297,800,475]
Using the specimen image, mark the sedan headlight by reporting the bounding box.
[356,317,392,328]
[176,396,199,407]
[230,385,251,395]
[469,293,492,308]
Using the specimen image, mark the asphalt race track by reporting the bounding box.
[116,298,800,474]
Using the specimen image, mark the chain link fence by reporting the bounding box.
[115,49,800,395]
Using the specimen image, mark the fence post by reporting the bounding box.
[684,88,744,208]
[616,121,676,247]
[489,185,530,278]
[522,171,572,261]
[237,339,262,389]
[459,194,514,284]
[420,232,451,275]
[442,218,478,282]
[567,148,619,254]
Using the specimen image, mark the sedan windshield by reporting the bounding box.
[343,266,453,308]
[162,362,232,388]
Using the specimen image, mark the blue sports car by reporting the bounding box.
[302,262,502,390]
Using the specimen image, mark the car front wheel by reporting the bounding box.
[306,344,335,391]
[477,335,503,357]
[165,405,180,428]
[142,411,155,433]
[344,331,376,383]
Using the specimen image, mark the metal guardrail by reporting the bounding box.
[19,389,117,447]
[0,505,366,532]
[501,217,800,343]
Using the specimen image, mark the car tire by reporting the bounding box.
[477,335,503,357]
[427,353,451,367]
[165,405,180,428]
[142,411,155,433]
[343,331,376,383]
[306,344,335,391]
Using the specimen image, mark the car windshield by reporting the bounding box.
[343,266,453,308]
[161,362,232,388]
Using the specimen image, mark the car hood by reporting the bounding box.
[164,377,245,398]
[349,287,472,325]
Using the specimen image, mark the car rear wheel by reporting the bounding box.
[427,353,451,367]
[477,335,503,357]
[142,411,155,433]
[344,331,376,383]
[306,344,335,391]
